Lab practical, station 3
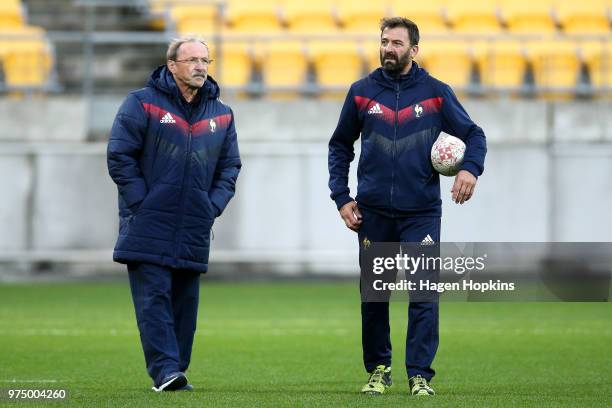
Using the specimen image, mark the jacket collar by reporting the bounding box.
[369,61,429,90]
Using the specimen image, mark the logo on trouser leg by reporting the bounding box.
[421,234,435,246]
[362,237,371,250]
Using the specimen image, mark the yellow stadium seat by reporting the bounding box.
[0,26,47,58]
[2,40,52,88]
[474,40,527,89]
[390,0,448,34]
[556,0,610,34]
[0,26,45,54]
[445,0,502,34]
[419,40,474,89]
[581,41,612,91]
[284,0,339,33]
[225,0,283,34]
[336,1,387,33]
[260,41,308,88]
[501,0,557,34]
[0,1,24,28]
[170,5,219,36]
[526,40,581,91]
[214,41,254,88]
[309,40,362,88]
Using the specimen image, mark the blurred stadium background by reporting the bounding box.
[0,0,611,280]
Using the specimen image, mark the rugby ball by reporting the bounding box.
[431,135,466,176]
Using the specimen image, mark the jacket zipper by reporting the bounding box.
[174,124,193,259]
[391,82,399,216]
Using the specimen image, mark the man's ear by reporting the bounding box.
[410,45,419,59]
[167,60,177,74]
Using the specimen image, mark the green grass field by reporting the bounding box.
[0,281,610,407]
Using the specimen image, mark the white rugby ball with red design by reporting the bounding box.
[431,135,466,176]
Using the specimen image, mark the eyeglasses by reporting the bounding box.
[174,57,214,66]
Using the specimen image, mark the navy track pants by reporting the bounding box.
[358,208,440,381]
[128,263,200,386]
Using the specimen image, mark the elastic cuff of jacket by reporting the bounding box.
[334,194,354,210]
[460,162,481,178]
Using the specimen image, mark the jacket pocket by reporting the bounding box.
[128,200,144,216]
[119,213,136,235]
[189,187,216,222]
[202,191,216,220]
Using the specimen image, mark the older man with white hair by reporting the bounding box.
[107,37,241,392]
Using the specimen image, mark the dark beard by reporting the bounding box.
[380,51,411,76]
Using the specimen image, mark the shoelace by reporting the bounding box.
[368,368,385,384]
[412,375,428,388]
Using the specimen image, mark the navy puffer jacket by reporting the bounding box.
[107,65,241,272]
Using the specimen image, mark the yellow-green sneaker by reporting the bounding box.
[361,365,392,395]
[409,375,435,396]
